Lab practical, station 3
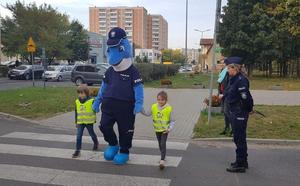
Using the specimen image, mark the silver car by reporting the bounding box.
[43,65,73,81]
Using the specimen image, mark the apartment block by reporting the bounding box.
[89,6,168,50]
[148,15,168,50]
[89,6,148,48]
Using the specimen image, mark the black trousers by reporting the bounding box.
[100,98,135,154]
[229,110,249,165]
[223,101,231,130]
[156,132,168,160]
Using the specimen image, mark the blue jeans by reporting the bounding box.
[76,124,98,151]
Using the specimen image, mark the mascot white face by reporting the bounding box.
[107,30,133,72]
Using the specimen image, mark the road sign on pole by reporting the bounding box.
[27,37,36,87]
[27,37,36,53]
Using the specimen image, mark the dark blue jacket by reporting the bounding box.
[224,73,253,112]
[102,65,142,102]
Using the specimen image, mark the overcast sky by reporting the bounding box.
[0,0,227,49]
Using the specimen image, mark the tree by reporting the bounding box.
[218,0,300,77]
[218,0,265,75]
[135,56,142,63]
[142,55,149,63]
[67,20,89,62]
[162,49,186,64]
[1,1,86,63]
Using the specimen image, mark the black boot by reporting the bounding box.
[226,163,246,173]
[219,127,228,135]
[231,161,249,169]
[72,150,80,158]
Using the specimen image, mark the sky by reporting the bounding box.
[0,0,228,49]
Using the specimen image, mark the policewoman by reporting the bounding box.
[223,58,253,173]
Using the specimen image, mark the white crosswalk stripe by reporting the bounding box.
[0,131,188,185]
[0,164,171,186]
[0,143,182,167]
[2,132,188,150]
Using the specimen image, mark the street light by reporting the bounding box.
[194,29,211,40]
[194,28,211,71]
[185,0,188,64]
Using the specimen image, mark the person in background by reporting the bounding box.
[218,58,231,136]
[142,91,175,170]
[223,60,254,173]
[73,84,99,158]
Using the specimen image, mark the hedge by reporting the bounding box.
[0,65,9,77]
[134,63,179,82]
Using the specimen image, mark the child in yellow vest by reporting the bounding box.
[73,85,99,158]
[142,91,175,169]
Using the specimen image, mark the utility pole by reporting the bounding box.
[185,0,188,63]
[0,11,2,63]
[208,0,222,124]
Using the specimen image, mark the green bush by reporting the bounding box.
[0,65,9,77]
[134,63,179,82]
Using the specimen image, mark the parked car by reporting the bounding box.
[8,65,44,80]
[43,65,73,82]
[71,64,108,86]
[2,60,22,68]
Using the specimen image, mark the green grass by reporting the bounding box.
[250,76,300,91]
[0,87,77,119]
[144,73,217,89]
[193,105,300,140]
[144,72,300,90]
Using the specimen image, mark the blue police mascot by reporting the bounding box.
[93,27,144,165]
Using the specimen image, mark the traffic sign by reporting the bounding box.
[27,37,36,53]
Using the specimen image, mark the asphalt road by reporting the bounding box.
[0,78,74,91]
[0,115,299,186]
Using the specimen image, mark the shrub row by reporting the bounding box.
[0,65,9,77]
[134,63,179,82]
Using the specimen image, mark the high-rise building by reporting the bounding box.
[89,6,168,50]
[148,15,168,50]
[89,6,148,48]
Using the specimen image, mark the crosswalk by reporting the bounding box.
[0,131,188,186]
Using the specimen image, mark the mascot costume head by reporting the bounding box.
[92,27,144,165]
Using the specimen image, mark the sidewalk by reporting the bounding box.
[38,88,300,141]
[39,88,208,141]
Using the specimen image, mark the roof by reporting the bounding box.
[200,38,214,46]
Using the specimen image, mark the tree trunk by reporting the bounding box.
[297,59,300,78]
[268,61,272,78]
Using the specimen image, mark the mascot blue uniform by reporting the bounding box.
[93,27,144,165]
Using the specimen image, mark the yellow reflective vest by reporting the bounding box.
[151,103,172,132]
[75,98,96,124]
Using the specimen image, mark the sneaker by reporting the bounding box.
[72,150,80,158]
[159,160,165,170]
[93,143,99,151]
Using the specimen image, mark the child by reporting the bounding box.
[73,85,99,158]
[142,91,175,169]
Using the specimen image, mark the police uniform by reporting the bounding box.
[99,65,143,154]
[93,27,144,165]
[224,72,253,173]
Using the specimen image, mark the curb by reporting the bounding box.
[193,137,300,145]
[0,112,40,125]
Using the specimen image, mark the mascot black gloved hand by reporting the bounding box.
[93,27,144,165]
